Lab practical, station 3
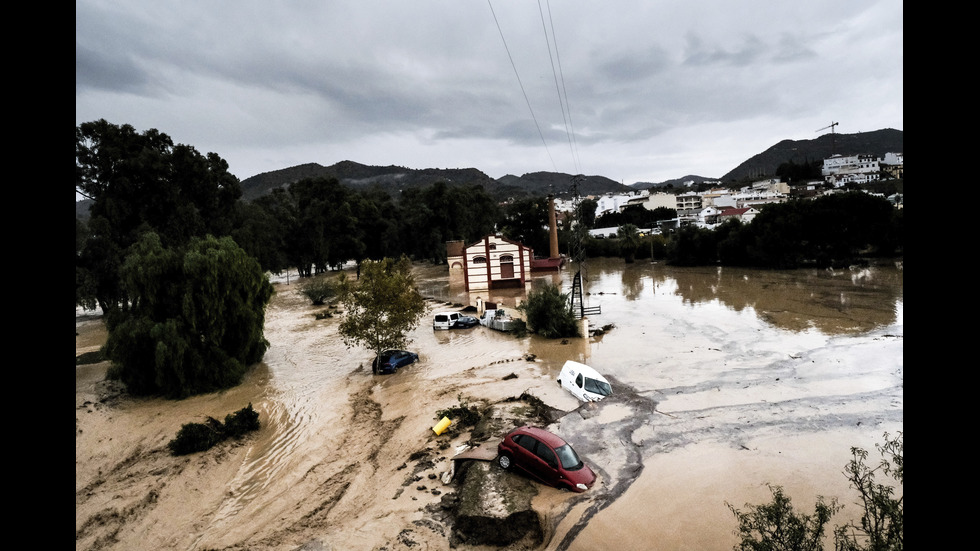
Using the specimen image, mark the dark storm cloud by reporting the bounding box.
[76,0,902,183]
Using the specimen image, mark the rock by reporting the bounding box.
[451,461,542,547]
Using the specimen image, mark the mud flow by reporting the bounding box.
[76,260,902,551]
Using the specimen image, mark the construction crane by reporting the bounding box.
[816,122,839,155]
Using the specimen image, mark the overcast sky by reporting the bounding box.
[76,0,903,187]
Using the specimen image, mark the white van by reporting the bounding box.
[433,312,461,330]
[557,361,612,402]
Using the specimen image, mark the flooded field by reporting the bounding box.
[76,258,903,551]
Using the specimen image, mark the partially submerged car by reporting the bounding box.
[557,360,612,402]
[371,349,419,375]
[433,312,480,330]
[479,308,518,331]
[496,426,597,492]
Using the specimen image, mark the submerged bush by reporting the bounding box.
[517,283,579,339]
[223,403,261,437]
[300,277,334,306]
[167,404,261,456]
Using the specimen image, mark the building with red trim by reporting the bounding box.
[446,235,533,291]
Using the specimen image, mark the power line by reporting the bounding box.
[487,0,557,172]
[541,0,581,174]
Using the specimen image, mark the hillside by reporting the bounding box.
[720,128,903,183]
[237,129,902,200]
[76,129,903,217]
[239,162,633,203]
[629,175,719,191]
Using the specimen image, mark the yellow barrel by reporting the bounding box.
[432,416,452,435]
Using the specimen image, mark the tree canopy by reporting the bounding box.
[336,256,426,369]
[104,233,274,398]
[76,119,242,316]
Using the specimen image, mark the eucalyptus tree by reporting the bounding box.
[76,119,241,317]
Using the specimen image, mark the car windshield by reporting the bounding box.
[584,377,612,396]
[554,444,584,470]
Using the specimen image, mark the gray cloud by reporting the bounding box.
[76,0,903,183]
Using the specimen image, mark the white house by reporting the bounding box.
[822,154,881,187]
[719,207,760,224]
[595,192,644,216]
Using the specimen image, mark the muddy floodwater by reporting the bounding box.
[75,258,903,551]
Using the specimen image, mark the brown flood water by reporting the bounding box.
[75,258,903,551]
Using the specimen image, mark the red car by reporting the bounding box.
[496,426,597,492]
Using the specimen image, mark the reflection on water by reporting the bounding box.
[414,258,903,336]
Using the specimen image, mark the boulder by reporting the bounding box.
[451,460,542,546]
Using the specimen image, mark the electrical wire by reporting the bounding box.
[540,0,581,174]
[488,0,557,173]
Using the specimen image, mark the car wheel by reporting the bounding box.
[498,453,512,470]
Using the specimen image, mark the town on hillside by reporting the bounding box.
[553,152,904,238]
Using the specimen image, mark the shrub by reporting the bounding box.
[300,277,334,306]
[167,404,261,456]
[728,433,903,551]
[728,484,841,551]
[223,403,261,437]
[168,419,224,456]
[517,283,579,339]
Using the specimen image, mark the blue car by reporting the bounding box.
[371,349,419,375]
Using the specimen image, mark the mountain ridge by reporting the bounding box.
[237,128,902,201]
[76,129,902,218]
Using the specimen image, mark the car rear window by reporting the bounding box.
[435,315,449,322]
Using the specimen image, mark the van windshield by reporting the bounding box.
[584,377,612,396]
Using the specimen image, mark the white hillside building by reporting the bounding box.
[822,154,881,187]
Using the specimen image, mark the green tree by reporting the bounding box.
[231,200,289,274]
[336,256,426,372]
[728,484,842,551]
[575,198,598,228]
[500,197,550,255]
[666,225,719,266]
[834,432,903,551]
[104,233,274,398]
[76,119,242,317]
[517,283,580,339]
[617,223,641,263]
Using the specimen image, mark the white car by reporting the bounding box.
[433,312,462,330]
[433,312,479,330]
[557,361,612,402]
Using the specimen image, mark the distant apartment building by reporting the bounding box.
[881,152,903,179]
[624,191,676,211]
[675,192,702,211]
[595,191,645,216]
[732,190,787,209]
[821,154,882,187]
[701,188,735,208]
